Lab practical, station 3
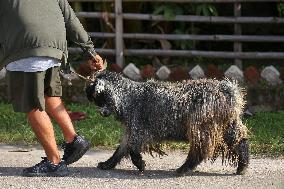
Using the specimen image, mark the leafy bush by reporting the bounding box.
[277,3,284,17]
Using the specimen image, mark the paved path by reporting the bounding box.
[0,144,283,189]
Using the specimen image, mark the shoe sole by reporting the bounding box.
[65,141,91,165]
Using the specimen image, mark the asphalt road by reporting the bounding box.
[0,144,283,189]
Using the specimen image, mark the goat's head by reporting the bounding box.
[85,70,112,117]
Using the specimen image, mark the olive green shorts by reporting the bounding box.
[7,67,62,113]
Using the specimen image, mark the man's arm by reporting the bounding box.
[58,0,104,70]
[57,0,95,55]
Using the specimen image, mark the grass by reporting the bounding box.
[0,102,283,156]
[0,102,123,148]
[245,111,284,156]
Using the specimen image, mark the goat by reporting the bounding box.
[85,70,249,175]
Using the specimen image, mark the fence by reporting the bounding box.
[68,0,284,68]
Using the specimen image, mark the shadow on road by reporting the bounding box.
[0,167,236,179]
[0,167,23,177]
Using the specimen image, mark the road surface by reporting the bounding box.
[0,144,283,189]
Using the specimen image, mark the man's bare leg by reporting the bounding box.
[27,109,60,164]
[45,96,90,165]
[45,96,76,143]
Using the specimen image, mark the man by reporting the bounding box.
[0,0,104,176]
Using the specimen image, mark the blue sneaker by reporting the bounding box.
[62,135,91,165]
[22,157,69,177]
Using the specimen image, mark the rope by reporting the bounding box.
[70,69,94,82]
[63,51,107,85]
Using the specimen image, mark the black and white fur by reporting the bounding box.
[85,70,249,175]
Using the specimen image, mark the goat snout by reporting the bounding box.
[99,106,112,117]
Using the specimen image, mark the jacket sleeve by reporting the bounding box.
[57,0,96,55]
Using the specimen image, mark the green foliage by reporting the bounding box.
[195,4,218,16]
[0,103,283,156]
[277,3,284,17]
[173,28,195,50]
[152,3,218,17]
[153,4,183,20]
[150,3,218,53]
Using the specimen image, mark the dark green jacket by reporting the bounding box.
[0,0,95,69]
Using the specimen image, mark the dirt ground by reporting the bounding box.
[0,144,283,189]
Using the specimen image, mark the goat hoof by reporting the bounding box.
[236,167,248,175]
[139,171,144,176]
[139,160,146,172]
[176,168,186,175]
[176,166,192,176]
[97,162,114,170]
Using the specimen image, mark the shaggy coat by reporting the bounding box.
[86,70,249,175]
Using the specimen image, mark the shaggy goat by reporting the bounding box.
[85,70,249,175]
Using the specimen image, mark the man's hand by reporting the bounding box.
[88,54,104,71]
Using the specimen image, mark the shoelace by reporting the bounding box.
[32,157,48,169]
